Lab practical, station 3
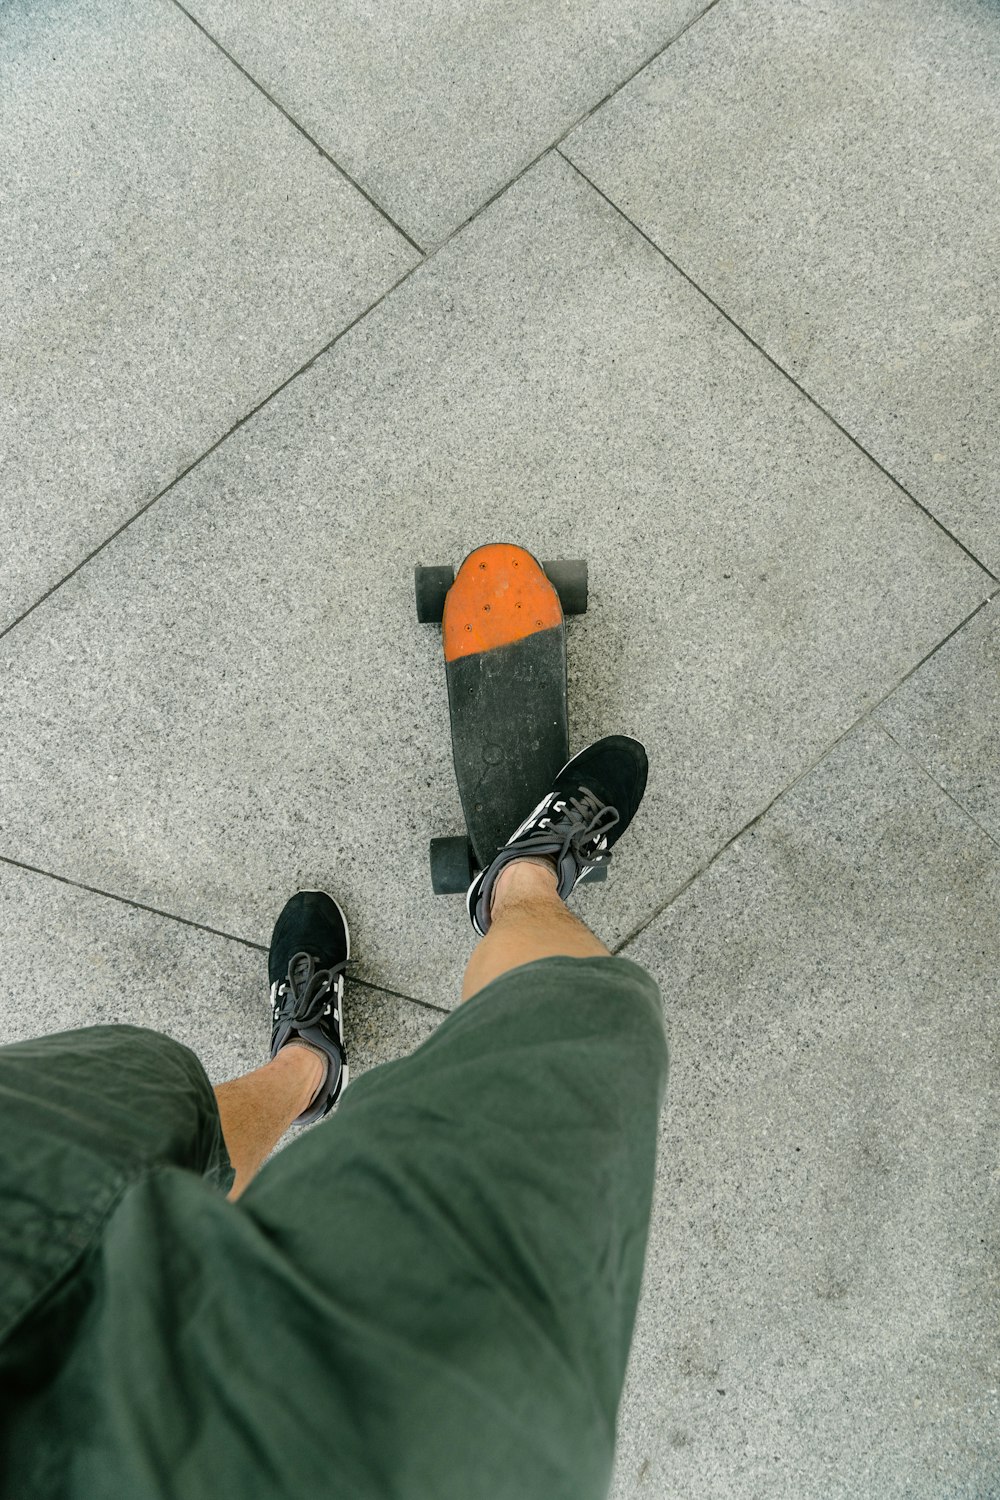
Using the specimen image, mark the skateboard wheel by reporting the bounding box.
[429,835,474,895]
[415,565,455,624]
[542,560,588,615]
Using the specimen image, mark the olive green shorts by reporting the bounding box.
[0,955,667,1500]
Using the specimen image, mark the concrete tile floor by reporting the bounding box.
[564,0,1000,572]
[2,1,997,1495]
[0,0,417,633]
[617,724,999,1498]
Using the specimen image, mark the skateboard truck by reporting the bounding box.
[416,543,607,895]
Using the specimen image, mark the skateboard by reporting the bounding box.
[415,542,604,894]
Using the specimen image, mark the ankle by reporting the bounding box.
[274,1041,327,1108]
[490,856,560,917]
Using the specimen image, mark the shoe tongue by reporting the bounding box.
[566,790,620,850]
[571,785,603,816]
[559,785,607,828]
[289,952,316,987]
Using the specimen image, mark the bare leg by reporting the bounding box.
[214,1045,324,1200]
[218,866,604,1189]
[461,859,609,1003]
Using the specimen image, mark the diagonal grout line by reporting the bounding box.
[0,143,531,644]
[169,0,425,255]
[422,0,723,254]
[0,853,451,1018]
[555,0,722,146]
[876,723,1000,855]
[0,257,418,646]
[557,151,1000,587]
[611,589,1000,955]
[0,853,266,948]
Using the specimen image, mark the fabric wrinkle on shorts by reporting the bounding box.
[0,954,668,1500]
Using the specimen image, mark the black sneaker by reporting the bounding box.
[466,735,648,936]
[268,891,350,1126]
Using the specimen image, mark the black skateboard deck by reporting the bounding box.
[416,544,588,894]
[443,542,568,872]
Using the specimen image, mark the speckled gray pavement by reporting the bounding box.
[2,2,998,1496]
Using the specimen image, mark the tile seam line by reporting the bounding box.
[610,589,1000,954]
[419,0,723,253]
[556,150,1000,587]
[169,0,425,255]
[553,0,722,145]
[0,255,421,646]
[0,853,450,1018]
[875,723,1000,855]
